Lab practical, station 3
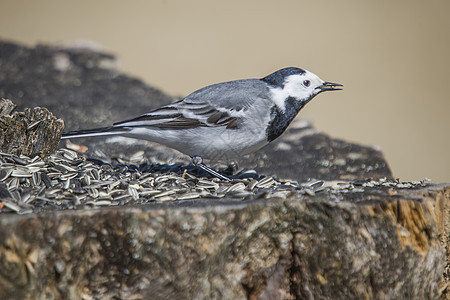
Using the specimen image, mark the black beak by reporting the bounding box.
[318,81,343,92]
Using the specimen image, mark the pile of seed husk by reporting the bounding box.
[0,149,293,214]
[0,149,431,215]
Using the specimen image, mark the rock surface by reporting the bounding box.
[0,40,447,299]
[0,41,173,133]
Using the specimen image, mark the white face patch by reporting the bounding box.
[268,70,325,112]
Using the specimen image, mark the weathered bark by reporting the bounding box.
[0,40,447,299]
[0,184,447,299]
[0,98,64,157]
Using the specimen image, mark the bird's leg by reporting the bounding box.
[191,156,231,182]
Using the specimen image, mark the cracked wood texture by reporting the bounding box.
[0,184,447,299]
[0,40,448,299]
[0,98,64,157]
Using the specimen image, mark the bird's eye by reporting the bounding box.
[303,80,311,87]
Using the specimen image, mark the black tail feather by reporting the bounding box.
[61,126,125,139]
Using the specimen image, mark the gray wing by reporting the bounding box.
[113,79,270,130]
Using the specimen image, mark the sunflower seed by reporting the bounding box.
[176,193,201,200]
[47,188,62,195]
[27,120,41,130]
[304,188,315,196]
[157,196,175,202]
[113,194,131,201]
[87,168,100,180]
[306,180,324,189]
[61,148,78,160]
[182,172,197,180]
[10,190,21,202]
[41,173,53,188]
[12,155,28,165]
[82,174,91,186]
[128,185,139,200]
[225,182,246,193]
[7,177,19,191]
[87,188,99,198]
[46,172,62,178]
[95,200,112,206]
[35,196,54,203]
[82,162,93,169]
[57,163,77,172]
[140,189,161,197]
[313,187,327,193]
[29,155,41,164]
[0,168,13,181]
[90,180,114,187]
[208,192,226,199]
[27,166,41,173]
[238,169,258,176]
[92,169,100,180]
[256,176,275,189]
[154,176,170,184]
[63,178,71,189]
[60,172,78,180]
[197,179,219,189]
[11,169,32,177]
[17,208,33,215]
[22,193,34,204]
[107,180,121,191]
[139,174,154,185]
[98,191,112,199]
[248,179,258,190]
[83,184,103,190]
[153,190,177,198]
[3,200,21,212]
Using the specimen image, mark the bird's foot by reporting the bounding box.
[191,156,232,182]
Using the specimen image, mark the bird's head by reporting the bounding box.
[262,67,342,111]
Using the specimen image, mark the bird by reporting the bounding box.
[62,67,342,181]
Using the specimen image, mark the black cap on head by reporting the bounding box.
[261,67,306,87]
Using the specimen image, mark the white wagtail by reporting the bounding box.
[62,67,342,181]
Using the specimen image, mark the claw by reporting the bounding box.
[192,156,232,182]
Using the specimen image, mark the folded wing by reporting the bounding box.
[113,78,271,130]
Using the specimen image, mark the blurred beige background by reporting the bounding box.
[1,0,449,182]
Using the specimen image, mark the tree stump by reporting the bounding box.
[0,40,447,299]
[0,98,64,157]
